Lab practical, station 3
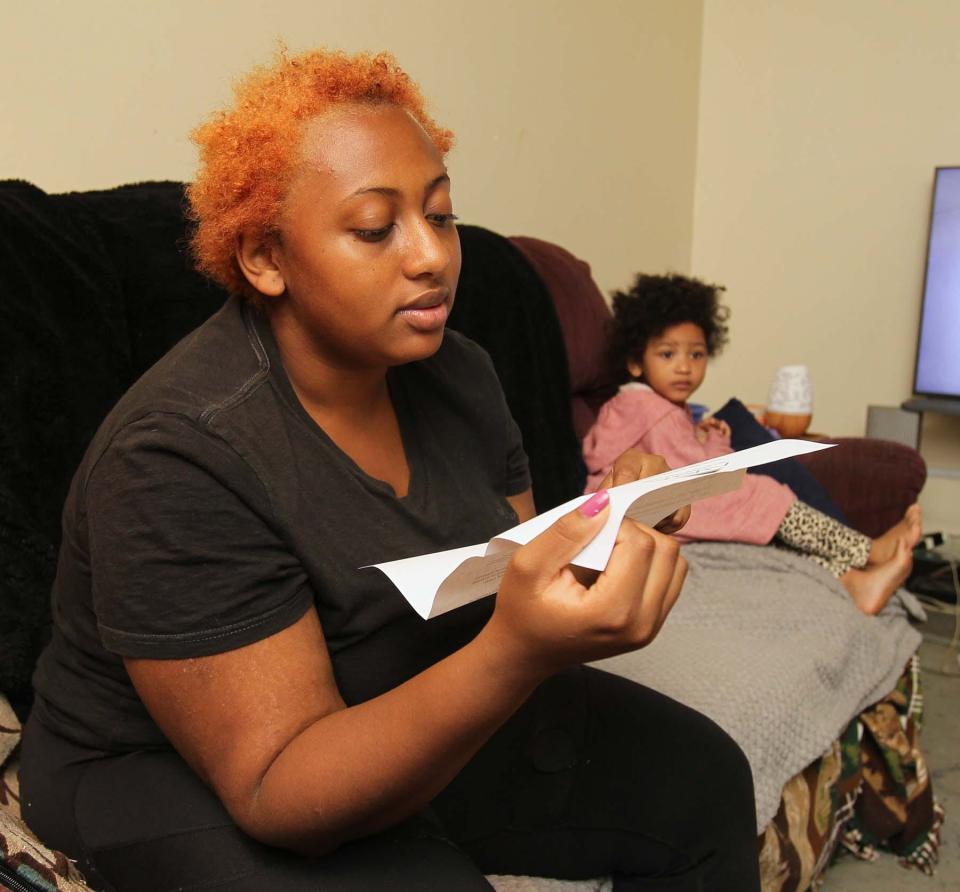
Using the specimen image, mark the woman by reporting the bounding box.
[21,49,761,891]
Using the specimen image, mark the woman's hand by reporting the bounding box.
[596,449,690,534]
[485,492,687,676]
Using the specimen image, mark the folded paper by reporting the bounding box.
[367,439,832,619]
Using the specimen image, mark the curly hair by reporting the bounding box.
[187,47,454,297]
[607,273,730,384]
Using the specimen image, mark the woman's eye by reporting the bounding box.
[354,224,394,242]
[428,213,459,228]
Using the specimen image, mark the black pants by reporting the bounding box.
[21,667,760,891]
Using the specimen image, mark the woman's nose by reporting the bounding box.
[402,218,452,279]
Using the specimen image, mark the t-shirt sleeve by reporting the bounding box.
[85,414,313,659]
[503,409,531,497]
[471,342,531,497]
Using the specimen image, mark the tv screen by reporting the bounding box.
[914,166,960,400]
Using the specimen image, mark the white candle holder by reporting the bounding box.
[766,365,812,437]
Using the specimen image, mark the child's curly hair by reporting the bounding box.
[187,47,454,297]
[607,273,730,384]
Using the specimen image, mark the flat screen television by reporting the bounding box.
[909,166,960,409]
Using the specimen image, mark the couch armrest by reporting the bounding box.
[795,438,926,538]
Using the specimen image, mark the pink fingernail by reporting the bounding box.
[580,489,610,518]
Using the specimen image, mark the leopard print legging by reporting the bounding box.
[773,500,871,577]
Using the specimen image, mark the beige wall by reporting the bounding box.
[2,0,703,295]
[692,0,960,532]
[9,1,956,528]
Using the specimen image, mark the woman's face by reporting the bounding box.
[261,104,461,369]
[628,322,709,405]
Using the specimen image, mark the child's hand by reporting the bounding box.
[697,417,731,441]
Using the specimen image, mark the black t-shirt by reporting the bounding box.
[32,297,530,751]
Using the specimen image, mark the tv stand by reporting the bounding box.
[901,397,960,480]
[901,396,960,416]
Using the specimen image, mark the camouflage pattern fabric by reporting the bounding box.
[758,656,943,891]
[838,655,944,875]
[1,695,94,890]
[1,805,92,891]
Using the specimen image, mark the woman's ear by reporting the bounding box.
[626,358,644,380]
[236,230,286,298]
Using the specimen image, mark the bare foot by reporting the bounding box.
[868,504,922,565]
[842,538,913,615]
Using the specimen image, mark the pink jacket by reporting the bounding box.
[581,384,796,545]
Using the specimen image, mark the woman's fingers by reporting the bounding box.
[630,523,683,644]
[657,549,687,632]
[597,520,684,647]
[504,490,609,592]
[654,503,690,535]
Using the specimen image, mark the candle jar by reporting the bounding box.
[766,365,812,438]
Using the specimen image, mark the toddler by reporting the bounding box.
[582,273,921,615]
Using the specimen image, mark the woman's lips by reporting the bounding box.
[398,289,450,332]
[398,302,449,331]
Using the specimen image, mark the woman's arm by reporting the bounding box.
[127,605,537,856]
[127,500,685,857]
[506,488,536,523]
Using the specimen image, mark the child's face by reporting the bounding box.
[627,322,708,406]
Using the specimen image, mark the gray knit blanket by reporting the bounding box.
[594,541,924,832]
[487,542,923,892]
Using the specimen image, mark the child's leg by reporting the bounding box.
[772,501,912,615]
[773,501,871,575]
[840,541,913,615]
[868,504,922,564]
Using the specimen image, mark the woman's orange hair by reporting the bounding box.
[187,48,454,296]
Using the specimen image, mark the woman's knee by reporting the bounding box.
[680,710,758,844]
[585,670,758,838]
